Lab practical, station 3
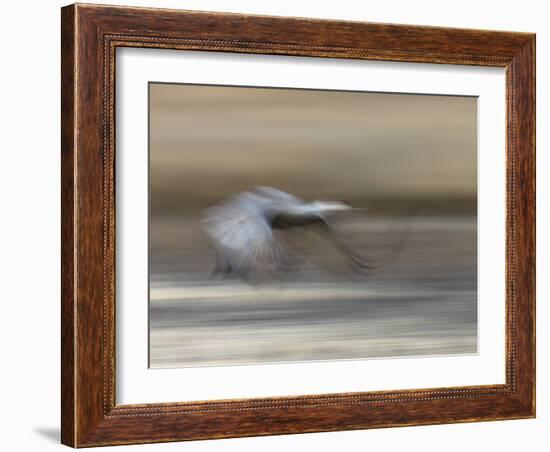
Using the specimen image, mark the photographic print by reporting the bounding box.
[148,83,477,369]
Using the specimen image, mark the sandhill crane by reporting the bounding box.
[202,186,409,281]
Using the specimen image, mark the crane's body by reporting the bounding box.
[202,186,405,281]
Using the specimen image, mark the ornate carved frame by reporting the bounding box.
[61,3,535,447]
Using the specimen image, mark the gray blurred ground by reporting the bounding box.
[149,213,477,368]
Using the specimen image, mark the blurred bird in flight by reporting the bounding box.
[202,186,411,282]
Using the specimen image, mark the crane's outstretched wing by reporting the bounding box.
[320,203,417,272]
[252,186,304,205]
[202,191,286,280]
[311,219,412,272]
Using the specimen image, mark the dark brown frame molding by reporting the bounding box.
[61,3,535,447]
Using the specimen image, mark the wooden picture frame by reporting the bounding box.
[61,3,535,447]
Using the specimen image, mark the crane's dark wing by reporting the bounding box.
[202,191,285,279]
[312,221,379,270]
[302,210,415,273]
[312,220,412,271]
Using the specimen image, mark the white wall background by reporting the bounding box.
[0,1,545,450]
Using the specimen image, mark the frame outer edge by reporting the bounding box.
[513,35,536,416]
[531,35,536,417]
[61,3,77,448]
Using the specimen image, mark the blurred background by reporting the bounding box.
[149,83,477,368]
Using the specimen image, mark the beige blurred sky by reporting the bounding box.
[149,83,476,212]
